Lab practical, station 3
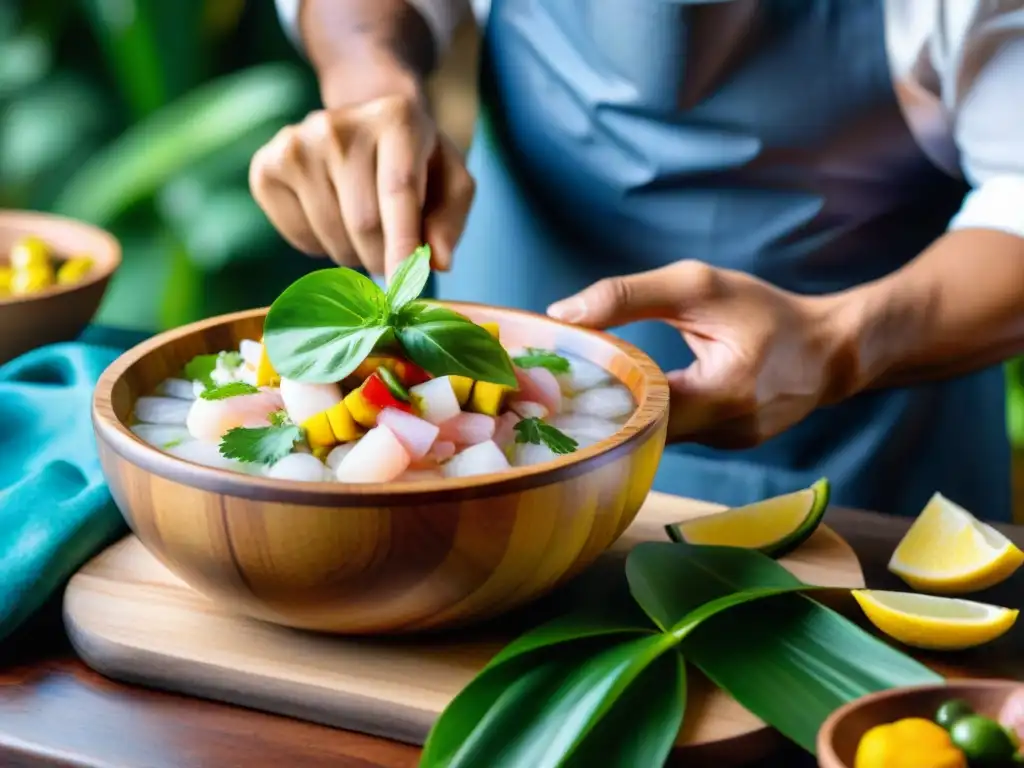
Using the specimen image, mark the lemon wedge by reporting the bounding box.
[665,478,829,558]
[852,590,1017,650]
[888,492,1024,594]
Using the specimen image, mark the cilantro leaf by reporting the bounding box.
[219,424,303,465]
[268,409,290,427]
[220,351,243,368]
[512,348,571,375]
[183,351,244,387]
[513,417,578,455]
[200,382,260,401]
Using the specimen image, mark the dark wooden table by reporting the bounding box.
[2,508,1023,768]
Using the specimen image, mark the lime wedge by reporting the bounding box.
[665,478,830,558]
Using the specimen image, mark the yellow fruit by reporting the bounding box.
[10,265,54,295]
[469,381,511,416]
[9,236,50,271]
[852,590,1018,650]
[0,266,12,295]
[325,400,362,442]
[855,718,966,768]
[255,339,280,387]
[889,492,1024,594]
[56,256,93,285]
[480,322,500,340]
[447,375,474,406]
[300,412,337,451]
[343,385,380,429]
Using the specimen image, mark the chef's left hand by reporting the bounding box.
[547,261,852,448]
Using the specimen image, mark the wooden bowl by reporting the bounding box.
[92,305,669,634]
[0,210,121,364]
[817,680,1024,767]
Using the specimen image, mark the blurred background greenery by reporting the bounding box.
[1,0,1021,459]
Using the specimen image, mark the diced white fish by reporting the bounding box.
[409,377,461,425]
[279,378,342,425]
[556,352,611,394]
[512,442,560,467]
[265,453,331,482]
[493,411,521,449]
[166,439,255,473]
[325,443,356,472]
[135,396,193,425]
[192,380,207,398]
[549,414,620,447]
[377,408,439,460]
[437,412,496,446]
[508,400,548,420]
[335,425,411,483]
[239,339,262,367]
[131,423,191,449]
[442,440,510,479]
[185,390,284,442]
[514,367,562,414]
[569,385,634,421]
[239,366,258,387]
[425,440,456,463]
[155,378,197,401]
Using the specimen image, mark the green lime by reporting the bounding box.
[950,714,1017,762]
[936,699,975,730]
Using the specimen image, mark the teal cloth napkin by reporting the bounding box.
[0,327,149,643]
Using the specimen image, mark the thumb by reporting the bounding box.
[546,261,715,329]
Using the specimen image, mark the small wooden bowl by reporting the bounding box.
[817,680,1024,767]
[92,305,669,634]
[0,210,121,364]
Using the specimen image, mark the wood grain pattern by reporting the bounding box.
[817,680,1023,768]
[0,210,121,364]
[91,306,670,633]
[64,491,865,765]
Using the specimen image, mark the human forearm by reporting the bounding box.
[826,228,1024,395]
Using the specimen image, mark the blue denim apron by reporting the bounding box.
[434,0,1011,520]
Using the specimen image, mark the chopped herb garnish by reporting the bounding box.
[513,417,578,455]
[161,438,184,450]
[200,382,260,400]
[376,366,410,402]
[219,424,304,465]
[268,409,290,427]
[183,350,244,387]
[220,350,243,368]
[512,348,571,375]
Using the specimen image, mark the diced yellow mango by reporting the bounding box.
[9,236,50,271]
[469,381,512,416]
[301,412,337,450]
[480,322,500,340]
[312,446,331,462]
[256,338,280,387]
[448,375,474,406]
[56,256,93,286]
[0,266,12,295]
[10,265,53,295]
[343,385,381,429]
[326,400,362,441]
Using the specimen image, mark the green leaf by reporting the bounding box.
[200,382,259,401]
[420,633,680,768]
[512,348,571,375]
[262,267,390,383]
[396,301,517,387]
[182,351,241,388]
[219,424,303,465]
[514,417,579,455]
[268,410,290,427]
[683,595,943,754]
[385,245,431,313]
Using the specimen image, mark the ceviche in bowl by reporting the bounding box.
[92,247,669,634]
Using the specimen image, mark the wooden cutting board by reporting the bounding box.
[64,492,863,764]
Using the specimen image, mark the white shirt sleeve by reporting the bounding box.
[938,2,1024,238]
[274,0,473,58]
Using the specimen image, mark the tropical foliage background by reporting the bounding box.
[2,0,1021,453]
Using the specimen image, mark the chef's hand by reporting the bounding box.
[249,90,474,279]
[547,261,854,448]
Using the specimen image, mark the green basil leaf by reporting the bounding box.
[200,382,259,401]
[263,267,389,382]
[421,633,679,768]
[396,301,517,388]
[385,244,431,312]
[182,353,218,387]
[512,348,571,374]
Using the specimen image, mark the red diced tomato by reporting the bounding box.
[362,373,413,413]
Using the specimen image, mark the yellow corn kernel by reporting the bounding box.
[480,322,500,340]
[469,381,512,416]
[301,412,337,451]
[448,375,474,406]
[10,265,54,295]
[56,256,93,285]
[343,385,381,429]
[0,266,12,295]
[325,400,362,442]
[9,236,50,271]
[255,339,280,387]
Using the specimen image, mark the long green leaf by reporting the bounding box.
[421,633,679,768]
[683,595,943,753]
[53,63,308,224]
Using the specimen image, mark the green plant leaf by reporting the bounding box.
[396,301,517,387]
[219,424,304,465]
[513,417,579,455]
[200,382,259,400]
[683,594,943,754]
[385,245,431,313]
[263,267,390,382]
[420,633,680,768]
[512,348,571,375]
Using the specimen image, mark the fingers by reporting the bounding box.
[326,130,384,273]
[422,135,476,271]
[547,260,721,329]
[377,125,429,281]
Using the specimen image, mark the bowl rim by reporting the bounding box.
[816,679,1022,768]
[92,303,670,505]
[0,209,121,306]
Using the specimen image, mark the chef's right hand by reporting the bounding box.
[249,91,475,279]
